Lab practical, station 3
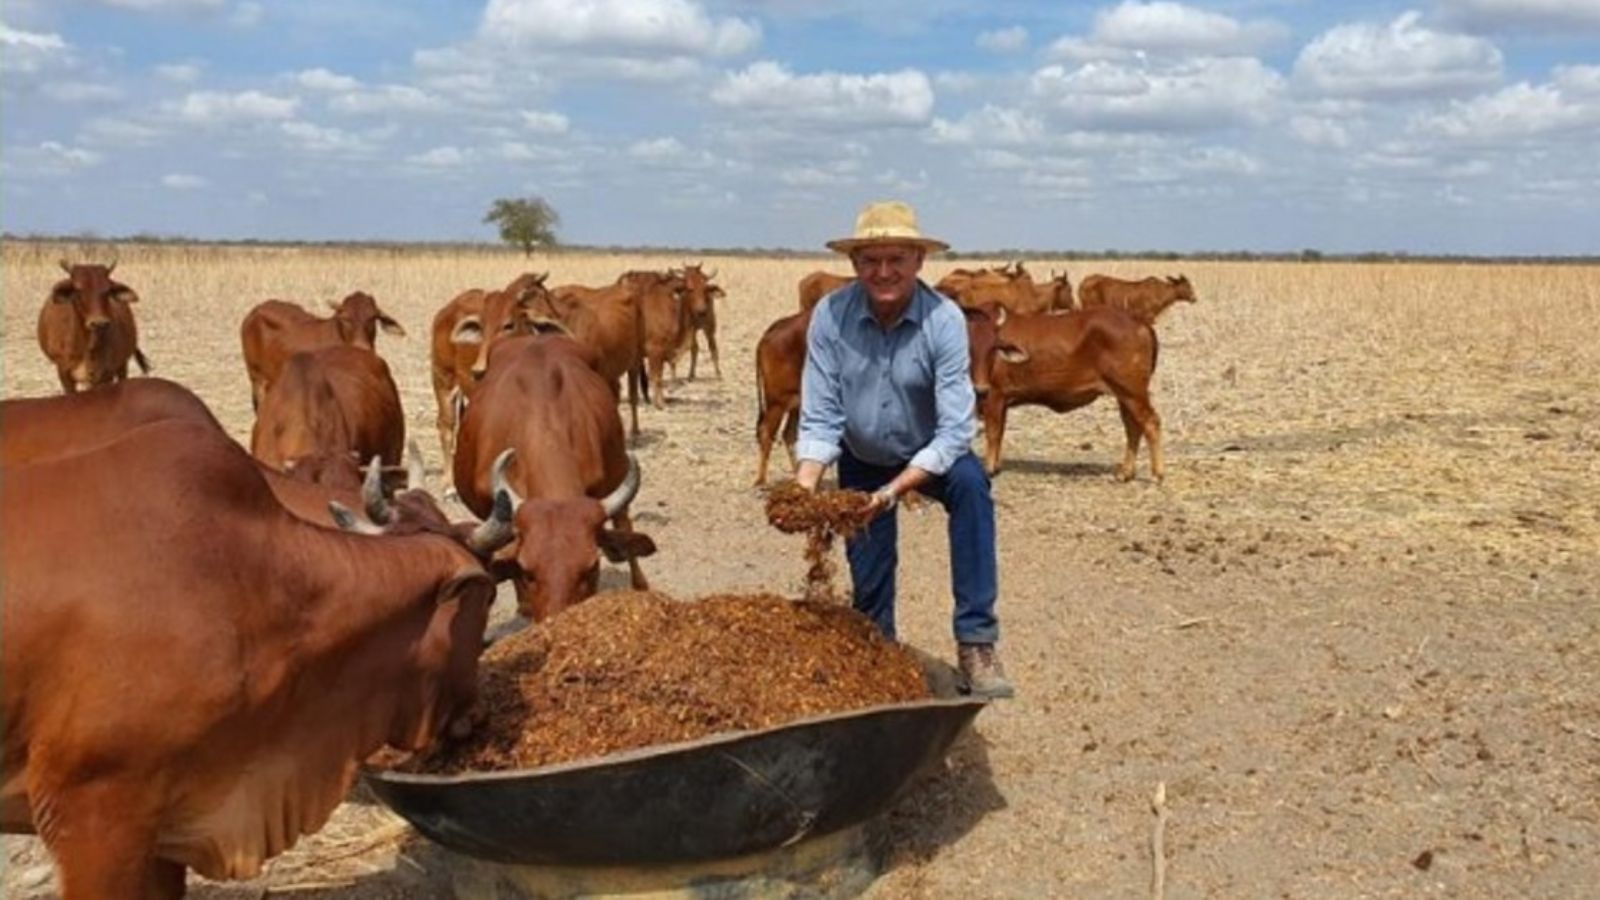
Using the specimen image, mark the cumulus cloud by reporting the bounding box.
[1,23,69,76]
[929,105,1046,145]
[1029,57,1285,130]
[161,173,208,189]
[711,61,934,127]
[296,68,360,92]
[1290,114,1352,148]
[629,136,687,160]
[1437,0,1600,32]
[481,0,759,57]
[521,109,570,133]
[1294,12,1503,99]
[171,90,298,123]
[45,81,122,103]
[331,84,440,114]
[280,120,376,156]
[1413,81,1600,140]
[409,146,470,167]
[1555,64,1600,94]
[96,0,225,12]
[1181,146,1261,174]
[1089,1,1288,55]
[29,141,104,173]
[976,26,1028,54]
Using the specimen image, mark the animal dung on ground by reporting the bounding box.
[763,481,875,603]
[410,590,929,774]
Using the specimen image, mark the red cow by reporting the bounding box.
[249,345,406,487]
[240,291,405,410]
[36,261,151,393]
[674,263,723,380]
[797,271,852,312]
[1076,274,1197,323]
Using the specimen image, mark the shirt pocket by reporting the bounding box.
[895,332,935,393]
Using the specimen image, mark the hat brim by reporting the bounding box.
[827,235,949,254]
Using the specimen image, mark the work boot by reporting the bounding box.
[957,642,1014,700]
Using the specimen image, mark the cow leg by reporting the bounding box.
[705,326,722,379]
[754,401,788,486]
[40,781,185,900]
[612,511,650,589]
[648,357,667,409]
[626,367,642,443]
[686,334,698,381]
[982,399,1007,475]
[1115,403,1143,481]
[57,369,78,394]
[781,405,799,465]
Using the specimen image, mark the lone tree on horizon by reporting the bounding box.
[484,196,560,256]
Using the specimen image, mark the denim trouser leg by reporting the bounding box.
[837,450,900,640]
[837,449,1000,645]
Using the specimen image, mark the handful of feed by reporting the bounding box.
[763,481,875,603]
[410,590,929,774]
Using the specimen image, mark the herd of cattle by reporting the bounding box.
[3,257,1194,898]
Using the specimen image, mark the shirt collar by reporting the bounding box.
[850,279,939,329]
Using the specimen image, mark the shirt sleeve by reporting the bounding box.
[907,306,976,476]
[795,297,845,467]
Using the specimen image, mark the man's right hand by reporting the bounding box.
[795,460,825,492]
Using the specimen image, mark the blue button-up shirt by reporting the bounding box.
[795,280,975,476]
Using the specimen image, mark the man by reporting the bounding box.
[794,200,1013,700]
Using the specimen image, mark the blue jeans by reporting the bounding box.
[837,448,999,645]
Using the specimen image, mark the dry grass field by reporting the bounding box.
[4,241,1598,898]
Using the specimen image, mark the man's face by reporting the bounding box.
[851,244,924,307]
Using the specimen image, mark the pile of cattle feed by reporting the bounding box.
[412,591,928,774]
[763,482,875,604]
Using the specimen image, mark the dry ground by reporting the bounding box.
[4,244,1598,898]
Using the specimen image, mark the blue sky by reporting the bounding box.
[3,0,1597,254]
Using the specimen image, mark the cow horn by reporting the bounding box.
[328,501,385,535]
[363,456,392,524]
[405,440,426,490]
[528,316,572,337]
[599,454,641,519]
[705,268,717,280]
[490,448,524,509]
[106,258,117,275]
[59,259,72,275]
[466,485,516,557]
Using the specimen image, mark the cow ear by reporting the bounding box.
[709,286,725,298]
[51,282,76,303]
[997,344,1030,365]
[379,314,407,337]
[451,316,483,344]
[111,287,140,304]
[436,571,495,607]
[598,529,657,562]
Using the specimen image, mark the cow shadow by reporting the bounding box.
[995,457,1117,479]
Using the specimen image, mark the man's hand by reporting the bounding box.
[795,460,825,492]
[866,485,899,518]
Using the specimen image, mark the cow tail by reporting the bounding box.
[754,354,767,431]
[1147,323,1160,374]
[134,348,154,374]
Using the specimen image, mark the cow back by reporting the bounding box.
[251,346,404,474]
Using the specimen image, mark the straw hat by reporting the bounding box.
[826,200,949,254]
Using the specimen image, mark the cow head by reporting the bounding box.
[1046,271,1075,310]
[494,452,657,621]
[331,451,517,559]
[679,264,723,323]
[51,261,137,342]
[1167,275,1198,303]
[400,566,497,748]
[962,305,1029,397]
[327,291,406,349]
[468,275,562,380]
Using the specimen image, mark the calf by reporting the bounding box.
[36,261,151,393]
[240,291,405,410]
[753,306,814,486]
[0,418,511,898]
[675,263,723,380]
[979,306,1163,481]
[1076,274,1196,323]
[797,271,853,312]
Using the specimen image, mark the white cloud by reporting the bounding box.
[230,1,263,27]
[409,146,470,167]
[1,23,69,76]
[929,105,1046,145]
[629,136,686,160]
[12,141,104,176]
[280,120,376,156]
[83,117,167,146]
[1181,146,1261,174]
[1414,81,1600,140]
[712,61,935,127]
[1044,37,1135,64]
[1090,1,1288,55]
[172,90,299,123]
[1438,0,1600,32]
[1030,57,1285,130]
[296,68,360,92]
[161,173,208,190]
[497,141,560,161]
[1294,12,1503,99]
[481,0,759,57]
[1290,114,1352,148]
[1555,64,1600,95]
[330,84,440,114]
[155,62,202,82]
[521,110,570,133]
[976,26,1028,54]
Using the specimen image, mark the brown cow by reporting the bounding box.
[36,261,151,393]
[674,263,723,380]
[453,334,656,621]
[250,345,405,484]
[797,271,853,312]
[1076,274,1197,323]
[752,294,1024,485]
[620,269,691,409]
[240,291,405,410]
[979,306,1163,481]
[0,417,511,898]
[935,263,1067,316]
[544,281,646,439]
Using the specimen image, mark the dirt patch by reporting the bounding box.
[412,591,928,774]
